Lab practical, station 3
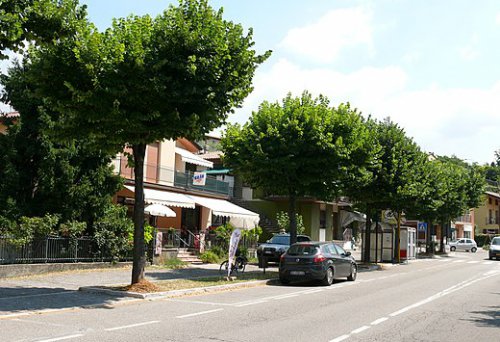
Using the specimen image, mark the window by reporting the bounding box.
[489,198,492,205]
[334,244,347,255]
[327,244,338,255]
[287,245,319,256]
[463,231,471,238]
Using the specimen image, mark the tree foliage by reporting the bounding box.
[16,0,270,284]
[222,92,373,244]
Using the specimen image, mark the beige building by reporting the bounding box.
[474,191,500,235]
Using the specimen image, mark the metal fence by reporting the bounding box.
[0,237,133,265]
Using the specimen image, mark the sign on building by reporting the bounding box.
[193,172,206,186]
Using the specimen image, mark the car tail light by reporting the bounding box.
[280,254,286,262]
[313,254,326,263]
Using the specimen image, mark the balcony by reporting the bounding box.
[486,217,499,225]
[112,158,232,197]
[454,214,472,223]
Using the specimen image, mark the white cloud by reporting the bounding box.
[496,12,500,25]
[279,6,373,63]
[459,45,480,61]
[230,59,500,164]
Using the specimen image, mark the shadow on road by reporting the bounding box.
[464,300,500,328]
[0,286,126,315]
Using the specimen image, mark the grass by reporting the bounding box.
[153,257,189,269]
[110,271,279,293]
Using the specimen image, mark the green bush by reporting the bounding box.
[162,257,188,269]
[209,245,227,258]
[94,205,134,261]
[199,251,220,264]
[59,220,87,239]
[276,211,305,235]
[475,234,500,247]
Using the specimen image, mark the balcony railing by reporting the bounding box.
[454,214,472,223]
[486,217,499,225]
[112,157,232,197]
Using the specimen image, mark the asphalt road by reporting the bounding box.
[1,250,499,342]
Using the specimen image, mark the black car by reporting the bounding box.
[279,241,357,286]
[257,233,311,266]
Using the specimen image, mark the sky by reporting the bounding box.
[2,0,500,164]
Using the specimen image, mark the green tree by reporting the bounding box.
[20,0,269,284]
[345,118,427,262]
[0,63,122,228]
[222,92,372,244]
[0,0,86,59]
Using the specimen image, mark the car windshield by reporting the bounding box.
[287,245,319,256]
[269,235,290,245]
[492,238,500,245]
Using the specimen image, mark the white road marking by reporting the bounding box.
[273,293,299,300]
[329,334,350,342]
[36,334,84,342]
[105,320,160,331]
[482,261,493,265]
[235,300,269,307]
[370,317,388,325]
[176,308,223,319]
[302,289,324,294]
[351,326,370,334]
[467,261,479,264]
[453,260,465,263]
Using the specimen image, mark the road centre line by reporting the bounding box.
[235,300,269,307]
[105,320,160,331]
[273,293,299,300]
[329,334,350,342]
[370,317,388,325]
[328,271,499,342]
[35,334,84,342]
[453,260,466,263]
[176,308,223,319]
[467,261,480,264]
[351,326,370,334]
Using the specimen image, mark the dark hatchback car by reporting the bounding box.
[279,241,357,286]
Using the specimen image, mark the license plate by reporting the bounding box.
[290,271,305,275]
[264,251,273,254]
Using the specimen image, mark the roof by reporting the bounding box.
[199,151,223,160]
[175,147,214,168]
[485,191,500,200]
[1,111,20,118]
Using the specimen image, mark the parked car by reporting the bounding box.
[279,241,357,286]
[489,237,500,260]
[257,233,311,266]
[449,238,477,252]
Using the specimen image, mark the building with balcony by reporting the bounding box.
[451,210,474,239]
[112,138,259,251]
[474,190,500,235]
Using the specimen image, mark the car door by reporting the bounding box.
[333,244,351,276]
[324,244,342,276]
[457,239,466,251]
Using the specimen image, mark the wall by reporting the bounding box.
[159,139,176,186]
[156,207,182,229]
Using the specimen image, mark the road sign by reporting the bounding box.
[418,222,427,231]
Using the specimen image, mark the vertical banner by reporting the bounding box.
[155,232,163,255]
[227,228,242,277]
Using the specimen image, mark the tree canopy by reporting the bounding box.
[13,0,270,284]
[222,92,373,244]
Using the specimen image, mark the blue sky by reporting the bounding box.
[3,0,500,164]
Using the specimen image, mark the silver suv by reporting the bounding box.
[449,238,477,253]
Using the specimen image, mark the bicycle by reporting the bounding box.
[219,255,247,276]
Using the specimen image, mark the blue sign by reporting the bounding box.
[418,222,427,231]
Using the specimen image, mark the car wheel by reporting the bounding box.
[450,246,456,252]
[489,255,493,260]
[347,264,357,281]
[471,247,477,253]
[321,267,334,286]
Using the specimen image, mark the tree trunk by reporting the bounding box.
[131,143,147,285]
[363,204,372,263]
[289,193,297,245]
[439,220,445,253]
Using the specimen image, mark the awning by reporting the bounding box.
[144,203,176,217]
[125,185,195,208]
[188,195,260,229]
[175,147,213,168]
[340,210,366,228]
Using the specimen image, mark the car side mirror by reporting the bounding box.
[345,251,351,257]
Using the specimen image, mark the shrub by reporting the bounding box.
[94,205,134,261]
[59,220,87,239]
[474,234,500,247]
[162,257,188,269]
[209,245,227,258]
[199,250,220,264]
[276,211,305,235]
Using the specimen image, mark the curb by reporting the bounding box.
[79,278,273,300]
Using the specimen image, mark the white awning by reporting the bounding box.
[175,147,213,168]
[188,195,260,229]
[125,185,195,208]
[144,203,177,217]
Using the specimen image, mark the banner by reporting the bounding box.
[193,172,206,186]
[227,228,242,277]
